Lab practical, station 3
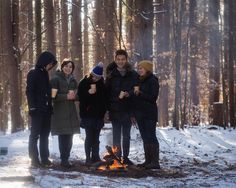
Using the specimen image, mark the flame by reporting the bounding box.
[97,146,127,171]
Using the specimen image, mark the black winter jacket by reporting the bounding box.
[134,73,159,122]
[26,51,57,116]
[105,63,138,120]
[78,76,107,119]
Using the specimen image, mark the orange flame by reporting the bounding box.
[97,146,127,171]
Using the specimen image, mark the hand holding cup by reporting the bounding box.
[134,86,140,95]
[88,84,96,94]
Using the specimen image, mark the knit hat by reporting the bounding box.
[91,62,104,77]
[138,60,153,72]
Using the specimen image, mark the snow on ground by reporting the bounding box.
[0,124,236,188]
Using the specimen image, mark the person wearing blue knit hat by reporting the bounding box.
[77,62,107,165]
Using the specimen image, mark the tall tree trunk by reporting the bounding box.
[228,0,236,128]
[208,0,220,123]
[28,0,34,67]
[125,0,134,61]
[0,0,8,133]
[189,0,200,125]
[44,0,56,55]
[35,0,42,58]
[222,0,229,128]
[61,0,69,60]
[83,0,89,75]
[104,0,116,66]
[133,0,154,62]
[3,0,23,132]
[94,0,106,63]
[173,0,184,129]
[156,0,170,127]
[71,0,83,80]
[93,0,116,67]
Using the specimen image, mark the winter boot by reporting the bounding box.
[137,144,151,168]
[31,158,41,168]
[145,144,160,169]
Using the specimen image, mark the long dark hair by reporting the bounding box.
[61,59,75,73]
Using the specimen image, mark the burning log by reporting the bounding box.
[104,145,123,165]
[97,145,127,171]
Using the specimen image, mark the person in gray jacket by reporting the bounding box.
[50,59,80,168]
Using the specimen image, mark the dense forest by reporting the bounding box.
[0,0,235,133]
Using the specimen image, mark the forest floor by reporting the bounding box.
[0,124,236,188]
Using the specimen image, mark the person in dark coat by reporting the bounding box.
[105,49,138,165]
[50,59,80,168]
[26,51,57,167]
[134,60,160,169]
[78,62,107,165]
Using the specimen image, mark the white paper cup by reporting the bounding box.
[51,88,58,98]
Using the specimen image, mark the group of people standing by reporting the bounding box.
[26,49,160,170]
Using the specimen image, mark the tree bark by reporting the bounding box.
[133,0,154,62]
[44,0,56,55]
[61,0,69,60]
[83,0,89,75]
[156,0,170,127]
[71,0,83,80]
[35,0,42,58]
[208,0,220,123]
[189,0,200,125]
[228,0,236,128]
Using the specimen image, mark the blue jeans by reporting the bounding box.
[137,119,159,145]
[112,118,132,158]
[29,115,51,162]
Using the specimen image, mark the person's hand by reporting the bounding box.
[134,90,140,96]
[124,91,129,98]
[67,92,76,100]
[88,88,96,94]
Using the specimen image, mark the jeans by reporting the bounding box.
[137,119,159,145]
[81,118,103,161]
[29,115,51,162]
[112,118,132,158]
[58,134,73,162]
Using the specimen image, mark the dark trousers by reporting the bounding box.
[58,134,73,162]
[111,118,132,158]
[29,115,51,162]
[137,119,159,145]
[82,118,103,161]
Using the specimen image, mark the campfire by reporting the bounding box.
[97,146,127,171]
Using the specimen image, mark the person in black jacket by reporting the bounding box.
[134,60,160,169]
[26,51,57,167]
[105,49,138,165]
[78,62,107,165]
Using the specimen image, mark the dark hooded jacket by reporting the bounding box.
[26,51,57,116]
[105,62,138,121]
[134,73,159,122]
[78,75,107,119]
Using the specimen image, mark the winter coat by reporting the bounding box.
[105,62,138,120]
[134,73,159,122]
[26,51,57,116]
[78,75,107,120]
[50,71,80,135]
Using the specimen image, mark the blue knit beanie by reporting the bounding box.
[91,62,104,77]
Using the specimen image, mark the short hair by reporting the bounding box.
[115,49,128,59]
[61,59,75,73]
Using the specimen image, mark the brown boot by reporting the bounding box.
[137,144,151,168]
[145,144,160,169]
